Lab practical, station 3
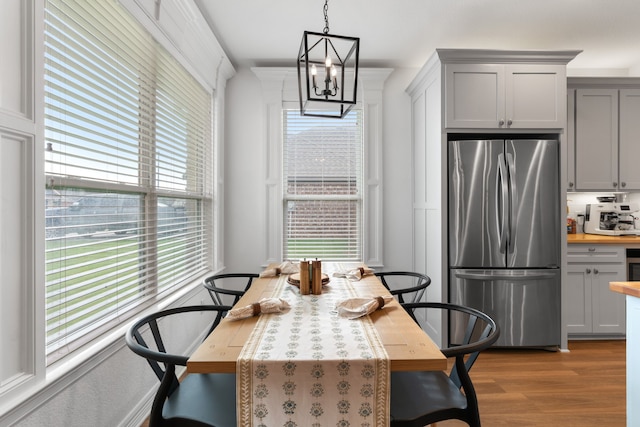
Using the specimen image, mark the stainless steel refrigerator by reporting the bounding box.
[448,139,560,348]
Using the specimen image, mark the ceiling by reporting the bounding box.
[194,0,640,75]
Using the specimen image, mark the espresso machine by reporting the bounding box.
[584,203,640,235]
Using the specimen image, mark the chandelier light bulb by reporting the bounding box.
[331,65,338,89]
[311,64,318,88]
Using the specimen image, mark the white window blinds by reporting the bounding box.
[44,0,212,362]
[283,109,363,261]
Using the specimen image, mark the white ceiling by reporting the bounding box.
[194,0,640,74]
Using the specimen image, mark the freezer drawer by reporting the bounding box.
[449,268,560,347]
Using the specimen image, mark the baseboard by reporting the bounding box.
[568,334,626,340]
[118,386,155,427]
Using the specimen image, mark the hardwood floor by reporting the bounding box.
[437,340,626,426]
[140,340,625,426]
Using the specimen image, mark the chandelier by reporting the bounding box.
[297,0,360,118]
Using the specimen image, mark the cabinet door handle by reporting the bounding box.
[586,268,591,274]
[507,119,513,126]
[568,182,574,188]
[499,120,505,127]
[588,247,596,252]
[622,182,627,188]
[593,268,599,275]
[613,182,618,187]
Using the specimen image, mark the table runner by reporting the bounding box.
[237,273,390,427]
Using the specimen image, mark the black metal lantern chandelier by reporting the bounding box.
[297,0,360,118]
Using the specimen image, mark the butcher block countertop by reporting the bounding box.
[610,281,640,298]
[568,233,640,245]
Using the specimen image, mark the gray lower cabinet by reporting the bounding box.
[566,245,626,336]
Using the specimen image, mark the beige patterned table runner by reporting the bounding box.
[237,273,390,426]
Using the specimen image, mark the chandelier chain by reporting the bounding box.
[322,0,329,34]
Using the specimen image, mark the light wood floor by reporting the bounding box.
[141,340,625,426]
[437,340,626,426]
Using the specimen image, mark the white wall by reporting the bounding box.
[222,68,268,273]
[380,68,420,271]
[222,67,420,273]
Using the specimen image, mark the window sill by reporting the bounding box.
[0,272,213,422]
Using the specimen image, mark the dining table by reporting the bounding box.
[187,262,447,426]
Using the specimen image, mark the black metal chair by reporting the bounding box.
[203,273,259,306]
[375,271,431,321]
[125,305,236,427]
[390,302,500,427]
[203,273,259,330]
[375,271,431,304]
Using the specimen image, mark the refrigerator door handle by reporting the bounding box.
[497,153,509,254]
[506,152,518,254]
[454,270,558,281]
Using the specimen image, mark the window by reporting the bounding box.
[44,0,212,362]
[283,109,363,261]
[253,68,386,268]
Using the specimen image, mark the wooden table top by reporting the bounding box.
[187,263,447,374]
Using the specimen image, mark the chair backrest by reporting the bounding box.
[125,305,232,385]
[126,305,234,427]
[203,273,259,306]
[401,302,500,389]
[375,271,431,304]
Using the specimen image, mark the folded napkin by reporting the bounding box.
[336,295,394,319]
[259,261,299,277]
[226,298,291,321]
[332,267,375,281]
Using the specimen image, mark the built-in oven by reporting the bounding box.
[626,249,640,281]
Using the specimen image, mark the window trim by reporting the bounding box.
[252,67,392,267]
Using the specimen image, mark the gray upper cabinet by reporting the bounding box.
[444,63,566,129]
[619,89,640,190]
[575,88,619,190]
[566,89,576,190]
[570,78,640,191]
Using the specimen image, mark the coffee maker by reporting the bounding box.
[584,203,640,236]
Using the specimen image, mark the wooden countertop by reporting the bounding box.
[568,233,640,244]
[610,281,640,298]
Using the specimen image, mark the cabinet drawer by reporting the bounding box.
[567,244,625,263]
